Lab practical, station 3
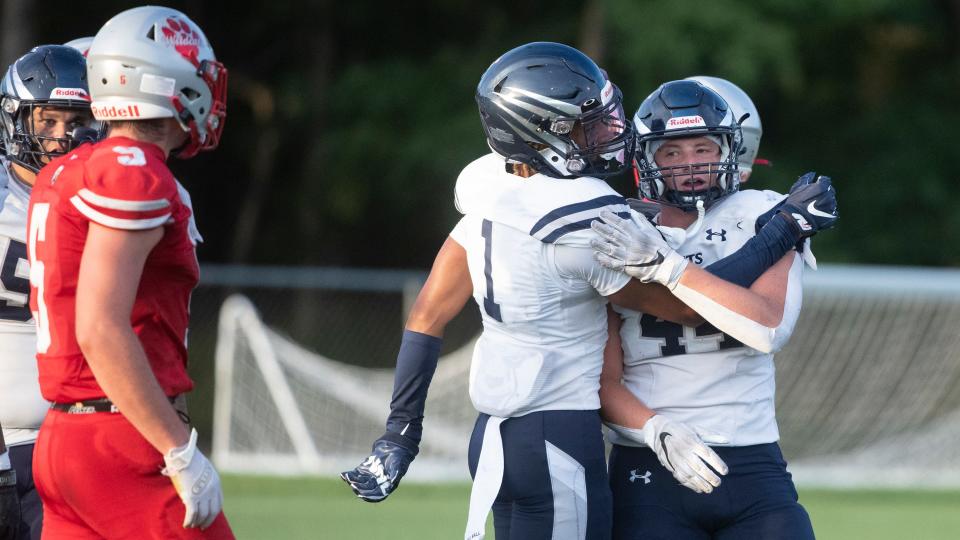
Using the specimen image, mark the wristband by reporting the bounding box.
[0,450,9,470]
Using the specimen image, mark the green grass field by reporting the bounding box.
[222,475,960,539]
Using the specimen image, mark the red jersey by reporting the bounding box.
[27,137,200,402]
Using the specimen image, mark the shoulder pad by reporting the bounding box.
[710,189,786,222]
[455,153,628,245]
[71,140,177,230]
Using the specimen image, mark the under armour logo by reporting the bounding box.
[705,228,727,241]
[629,469,652,484]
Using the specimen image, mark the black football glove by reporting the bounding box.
[0,469,19,540]
[756,172,838,238]
[341,435,418,503]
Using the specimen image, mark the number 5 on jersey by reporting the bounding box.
[28,203,51,353]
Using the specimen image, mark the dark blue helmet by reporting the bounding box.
[476,42,634,178]
[633,80,742,210]
[0,45,98,172]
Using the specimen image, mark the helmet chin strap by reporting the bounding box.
[689,199,706,236]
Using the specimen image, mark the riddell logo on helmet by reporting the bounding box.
[601,81,614,104]
[91,104,141,119]
[160,17,202,61]
[666,116,706,129]
[51,88,91,101]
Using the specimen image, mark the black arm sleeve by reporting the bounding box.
[704,212,800,288]
[383,329,444,447]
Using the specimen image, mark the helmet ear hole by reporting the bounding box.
[146,27,156,40]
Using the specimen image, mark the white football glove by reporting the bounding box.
[642,415,728,494]
[162,429,223,529]
[591,209,689,289]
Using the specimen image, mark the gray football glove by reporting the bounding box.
[591,209,689,289]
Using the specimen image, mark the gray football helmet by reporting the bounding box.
[87,6,227,158]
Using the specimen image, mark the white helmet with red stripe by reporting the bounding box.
[87,6,227,158]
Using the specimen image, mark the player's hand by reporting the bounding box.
[162,429,224,529]
[642,415,728,494]
[756,172,838,237]
[341,436,417,502]
[0,457,20,540]
[755,171,818,231]
[591,209,688,289]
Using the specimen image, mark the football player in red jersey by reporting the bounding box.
[26,7,231,539]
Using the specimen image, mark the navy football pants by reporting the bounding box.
[11,444,41,540]
[608,442,815,540]
[468,410,612,540]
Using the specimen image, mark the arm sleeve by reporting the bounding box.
[705,213,800,287]
[554,243,631,296]
[672,254,804,354]
[71,157,176,231]
[383,330,444,445]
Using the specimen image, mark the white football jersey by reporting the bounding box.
[613,189,805,447]
[0,159,45,446]
[451,153,631,418]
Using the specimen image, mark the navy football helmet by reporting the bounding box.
[633,80,742,210]
[476,42,634,178]
[0,45,97,172]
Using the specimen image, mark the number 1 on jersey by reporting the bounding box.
[28,203,51,353]
[481,219,502,322]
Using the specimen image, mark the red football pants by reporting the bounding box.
[33,409,235,539]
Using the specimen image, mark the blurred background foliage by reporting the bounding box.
[3,0,958,267]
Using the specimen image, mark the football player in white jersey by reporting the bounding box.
[592,79,837,539]
[341,46,835,540]
[0,45,98,540]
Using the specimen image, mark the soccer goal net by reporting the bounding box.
[212,265,960,488]
[212,294,477,480]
